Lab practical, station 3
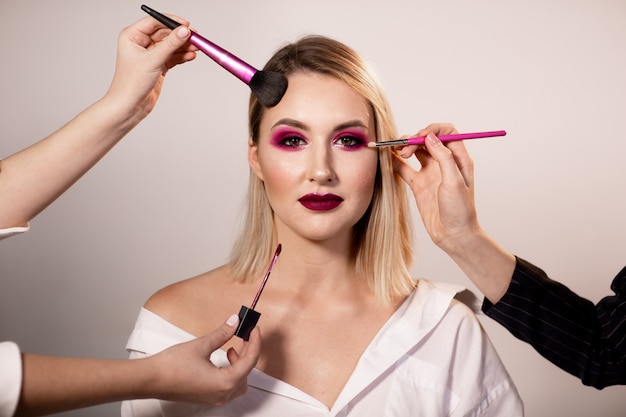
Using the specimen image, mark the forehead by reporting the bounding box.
[260,72,374,132]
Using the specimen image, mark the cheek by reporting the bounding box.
[345,153,379,192]
[256,152,303,194]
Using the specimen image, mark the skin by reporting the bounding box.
[0,16,197,229]
[2,16,260,416]
[393,123,516,303]
[145,72,405,408]
[16,316,260,417]
[250,72,379,244]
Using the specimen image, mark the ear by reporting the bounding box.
[248,137,264,181]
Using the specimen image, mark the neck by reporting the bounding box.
[270,231,367,298]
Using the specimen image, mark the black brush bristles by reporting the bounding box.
[249,71,288,107]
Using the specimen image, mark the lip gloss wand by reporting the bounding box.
[235,244,282,340]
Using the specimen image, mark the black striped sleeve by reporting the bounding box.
[482,257,626,389]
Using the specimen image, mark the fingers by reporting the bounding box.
[399,123,458,158]
[228,327,261,371]
[394,123,474,188]
[198,314,240,354]
[131,14,191,40]
[218,327,259,402]
[423,133,456,178]
[149,25,194,68]
[226,347,240,364]
[198,315,260,376]
[392,152,419,189]
[122,15,195,65]
[151,314,256,405]
[424,135,474,188]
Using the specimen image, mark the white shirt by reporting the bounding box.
[0,227,29,417]
[0,225,29,242]
[122,279,523,416]
[0,342,22,417]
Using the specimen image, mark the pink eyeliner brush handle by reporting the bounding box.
[407,130,507,146]
[188,32,256,84]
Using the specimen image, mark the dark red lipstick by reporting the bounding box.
[298,193,344,211]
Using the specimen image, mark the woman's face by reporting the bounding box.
[249,71,379,243]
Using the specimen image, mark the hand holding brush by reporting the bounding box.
[141,5,287,107]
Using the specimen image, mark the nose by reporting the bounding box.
[306,142,335,183]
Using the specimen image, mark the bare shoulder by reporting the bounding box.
[143,264,242,335]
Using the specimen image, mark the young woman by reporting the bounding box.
[122,35,523,416]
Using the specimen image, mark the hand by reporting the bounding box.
[149,314,261,406]
[393,123,480,254]
[104,15,198,120]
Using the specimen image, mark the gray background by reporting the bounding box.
[1,0,625,416]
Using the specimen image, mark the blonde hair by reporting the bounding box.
[229,35,415,303]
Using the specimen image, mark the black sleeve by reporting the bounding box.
[482,257,626,389]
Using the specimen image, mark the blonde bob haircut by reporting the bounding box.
[229,35,415,304]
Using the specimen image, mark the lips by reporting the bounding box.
[298,193,344,211]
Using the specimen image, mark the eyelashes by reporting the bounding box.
[270,129,369,151]
[274,133,306,149]
[334,134,366,148]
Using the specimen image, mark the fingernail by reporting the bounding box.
[426,133,440,146]
[177,26,190,39]
[226,314,239,326]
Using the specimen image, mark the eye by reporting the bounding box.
[334,134,366,148]
[280,135,307,148]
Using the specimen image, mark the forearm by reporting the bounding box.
[0,94,143,229]
[15,353,158,417]
[439,227,516,304]
[484,261,626,388]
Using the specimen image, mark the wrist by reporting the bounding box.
[441,228,515,303]
[97,93,147,129]
[436,224,488,260]
[132,356,163,399]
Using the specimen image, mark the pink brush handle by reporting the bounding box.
[406,130,507,146]
[188,32,256,84]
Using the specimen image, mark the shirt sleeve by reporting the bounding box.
[0,342,23,417]
[0,225,30,242]
[482,256,626,389]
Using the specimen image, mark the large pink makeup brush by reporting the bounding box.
[141,5,288,107]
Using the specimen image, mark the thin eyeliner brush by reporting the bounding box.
[368,130,507,148]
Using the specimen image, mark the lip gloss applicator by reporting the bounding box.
[368,130,506,148]
[141,5,288,107]
[235,243,282,340]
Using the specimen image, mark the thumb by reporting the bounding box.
[424,134,473,188]
[153,25,191,59]
[197,314,239,354]
[392,153,417,187]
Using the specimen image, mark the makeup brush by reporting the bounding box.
[235,244,282,340]
[141,5,288,107]
[368,130,506,148]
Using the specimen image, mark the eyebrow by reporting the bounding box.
[271,118,370,133]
